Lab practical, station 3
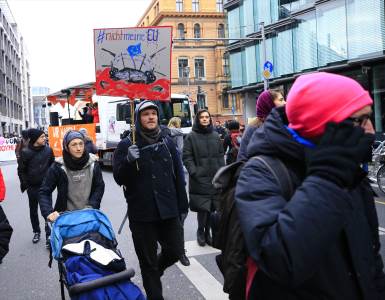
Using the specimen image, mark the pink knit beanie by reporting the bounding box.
[286,72,373,138]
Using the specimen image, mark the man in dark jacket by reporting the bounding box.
[18,129,54,246]
[235,72,385,299]
[113,100,188,300]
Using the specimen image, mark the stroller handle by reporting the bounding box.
[68,268,135,296]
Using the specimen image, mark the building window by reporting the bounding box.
[230,51,243,87]
[176,0,183,12]
[218,24,225,38]
[228,7,241,39]
[346,0,384,59]
[194,58,205,78]
[316,0,347,67]
[223,52,230,76]
[222,94,229,108]
[178,58,189,78]
[231,94,237,111]
[216,0,224,12]
[177,23,185,39]
[192,0,199,12]
[194,24,201,38]
[293,11,317,71]
[154,3,159,15]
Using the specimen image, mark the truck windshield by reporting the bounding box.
[156,99,192,128]
[115,98,192,128]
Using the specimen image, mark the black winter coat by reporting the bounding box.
[18,145,54,188]
[39,158,105,219]
[0,205,12,262]
[235,107,385,299]
[183,130,224,212]
[113,127,188,222]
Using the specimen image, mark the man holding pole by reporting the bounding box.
[113,100,188,300]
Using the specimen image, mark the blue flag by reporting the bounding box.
[127,43,142,57]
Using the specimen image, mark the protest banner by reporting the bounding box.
[93,26,172,101]
[48,124,96,157]
[0,137,17,161]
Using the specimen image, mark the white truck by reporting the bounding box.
[96,93,194,166]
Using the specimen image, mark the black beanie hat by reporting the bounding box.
[21,130,29,139]
[28,128,44,145]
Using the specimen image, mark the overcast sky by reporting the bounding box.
[7,0,152,93]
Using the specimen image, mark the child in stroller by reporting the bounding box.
[49,208,145,300]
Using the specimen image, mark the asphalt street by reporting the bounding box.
[0,161,384,299]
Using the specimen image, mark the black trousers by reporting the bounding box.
[129,217,184,300]
[27,186,50,238]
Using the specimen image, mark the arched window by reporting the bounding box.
[178,23,185,39]
[194,24,201,38]
[218,24,225,38]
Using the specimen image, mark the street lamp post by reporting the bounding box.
[260,22,269,91]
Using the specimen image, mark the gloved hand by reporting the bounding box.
[306,121,374,189]
[126,144,140,162]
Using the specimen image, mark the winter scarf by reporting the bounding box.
[63,149,90,171]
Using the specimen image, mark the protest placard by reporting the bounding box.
[94,26,172,101]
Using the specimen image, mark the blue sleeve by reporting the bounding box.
[235,159,353,287]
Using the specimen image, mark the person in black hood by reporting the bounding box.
[39,130,105,224]
[235,72,385,299]
[183,109,225,246]
[18,128,54,247]
[113,100,188,300]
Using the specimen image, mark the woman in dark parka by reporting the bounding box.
[183,109,225,246]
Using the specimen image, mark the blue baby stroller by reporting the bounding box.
[49,208,145,300]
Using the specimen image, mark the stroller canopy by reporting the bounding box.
[51,209,116,260]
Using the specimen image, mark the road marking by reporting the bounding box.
[379,227,385,235]
[376,200,385,205]
[184,240,220,257]
[176,258,228,300]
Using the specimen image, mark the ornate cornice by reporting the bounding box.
[152,12,225,25]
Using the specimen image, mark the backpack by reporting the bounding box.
[229,131,241,159]
[211,155,294,300]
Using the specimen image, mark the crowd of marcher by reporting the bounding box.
[79,102,100,124]
[0,72,384,300]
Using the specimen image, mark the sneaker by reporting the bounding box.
[179,252,190,266]
[32,232,40,244]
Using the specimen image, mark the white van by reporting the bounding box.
[96,94,193,166]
